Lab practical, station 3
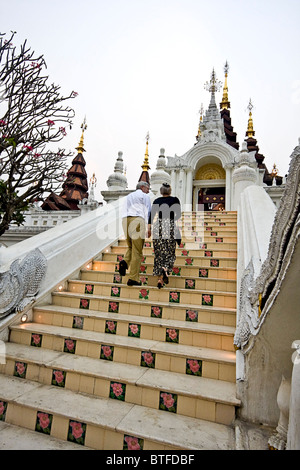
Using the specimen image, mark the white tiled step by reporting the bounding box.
[34,304,236,351]
[9,322,236,381]
[0,375,236,450]
[0,421,90,450]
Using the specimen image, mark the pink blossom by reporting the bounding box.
[80,299,89,308]
[0,120,6,126]
[202,294,212,304]
[65,339,75,351]
[186,279,194,288]
[109,302,118,311]
[59,127,67,136]
[69,421,84,439]
[53,370,64,383]
[112,287,119,296]
[172,267,180,275]
[187,310,197,321]
[142,352,154,366]
[185,258,193,265]
[129,324,139,335]
[0,402,6,416]
[85,284,93,293]
[102,346,112,358]
[140,289,148,298]
[107,321,116,332]
[111,382,123,397]
[37,412,50,429]
[23,145,33,151]
[152,307,161,317]
[31,334,41,345]
[166,328,178,340]
[15,362,25,375]
[124,436,141,450]
[47,120,55,126]
[160,392,174,409]
[187,359,200,373]
[170,292,178,301]
[72,91,78,97]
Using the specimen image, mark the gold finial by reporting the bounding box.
[141,132,150,171]
[197,103,204,138]
[90,172,97,186]
[246,99,255,138]
[76,116,87,153]
[270,164,278,178]
[220,61,230,110]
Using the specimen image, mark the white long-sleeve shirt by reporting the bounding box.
[122,189,151,222]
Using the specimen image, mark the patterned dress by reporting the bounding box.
[149,196,181,277]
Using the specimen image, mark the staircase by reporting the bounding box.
[0,211,240,450]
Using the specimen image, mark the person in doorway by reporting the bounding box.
[148,183,181,288]
[119,181,151,286]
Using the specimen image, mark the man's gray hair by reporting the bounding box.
[136,181,150,190]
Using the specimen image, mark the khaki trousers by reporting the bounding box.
[122,217,145,282]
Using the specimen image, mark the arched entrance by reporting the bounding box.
[193,163,226,211]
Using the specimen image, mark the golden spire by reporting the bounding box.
[76,116,87,153]
[197,103,204,138]
[246,99,255,138]
[141,132,150,171]
[220,61,230,110]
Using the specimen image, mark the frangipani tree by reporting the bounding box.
[0,31,77,236]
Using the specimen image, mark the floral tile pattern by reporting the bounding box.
[68,420,86,446]
[181,250,189,256]
[128,323,141,338]
[159,391,177,413]
[139,264,147,274]
[141,351,155,368]
[202,294,214,306]
[0,401,7,421]
[84,284,94,295]
[110,382,126,401]
[106,320,117,334]
[216,238,223,243]
[108,301,119,313]
[199,268,208,278]
[111,286,121,297]
[139,288,149,300]
[178,242,185,248]
[204,251,213,257]
[123,435,144,450]
[31,333,42,348]
[14,361,27,379]
[100,344,114,361]
[140,275,148,285]
[35,411,53,435]
[185,257,193,266]
[64,338,76,354]
[79,298,90,310]
[73,316,84,329]
[169,291,180,303]
[141,256,146,263]
[186,359,202,376]
[166,328,179,343]
[144,241,151,247]
[113,273,122,284]
[172,267,181,276]
[210,259,219,267]
[185,309,198,322]
[52,369,66,387]
[151,306,162,318]
[185,279,195,289]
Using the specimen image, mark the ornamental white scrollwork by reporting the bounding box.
[0,248,47,319]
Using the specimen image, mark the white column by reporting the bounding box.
[185,169,193,209]
[225,165,232,210]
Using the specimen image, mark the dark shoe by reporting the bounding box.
[118,259,128,276]
[162,268,169,285]
[127,279,142,286]
[157,280,164,289]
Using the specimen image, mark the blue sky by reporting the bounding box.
[2,0,300,200]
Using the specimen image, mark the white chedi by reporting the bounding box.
[106,151,128,191]
[150,148,171,194]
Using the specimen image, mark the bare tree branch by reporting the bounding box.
[0,31,77,236]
